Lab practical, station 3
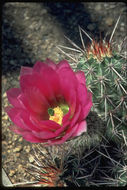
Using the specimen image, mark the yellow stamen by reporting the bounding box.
[49,106,64,125]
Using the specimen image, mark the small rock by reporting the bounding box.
[3,92,7,98]
[13,135,18,141]
[18,137,23,142]
[120,27,125,32]
[13,146,22,152]
[95,4,101,11]
[8,141,12,145]
[121,22,125,27]
[2,134,6,141]
[2,141,7,145]
[9,170,16,177]
[104,3,108,8]
[105,17,113,26]
[8,145,13,149]
[42,9,47,14]
[3,114,9,121]
[16,153,20,157]
[18,164,23,170]
[23,173,27,177]
[25,16,29,20]
[25,146,31,153]
[29,155,34,163]
[2,78,7,85]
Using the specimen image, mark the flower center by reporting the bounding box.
[48,104,69,125]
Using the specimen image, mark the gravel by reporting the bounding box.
[2,2,127,186]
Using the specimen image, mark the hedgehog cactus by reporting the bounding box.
[57,15,127,145]
[77,38,127,144]
[55,16,127,187]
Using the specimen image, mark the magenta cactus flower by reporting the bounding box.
[6,59,92,145]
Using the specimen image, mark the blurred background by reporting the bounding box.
[2,2,127,184]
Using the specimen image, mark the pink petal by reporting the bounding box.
[32,130,57,140]
[70,104,81,127]
[76,71,86,85]
[45,58,57,70]
[17,93,48,120]
[56,60,71,70]
[39,66,63,103]
[6,88,22,108]
[62,107,72,126]
[77,83,88,106]
[23,133,46,143]
[30,116,61,131]
[10,125,45,143]
[20,74,53,105]
[47,123,78,145]
[76,81,93,120]
[24,87,49,115]
[6,107,41,132]
[33,61,46,72]
[20,66,33,77]
[6,107,28,130]
[79,92,93,120]
[20,69,62,106]
[57,63,78,115]
[71,120,87,137]
[9,124,27,134]
[63,88,77,118]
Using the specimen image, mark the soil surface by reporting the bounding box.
[2,2,127,186]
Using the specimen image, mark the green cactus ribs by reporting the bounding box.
[77,42,127,143]
[56,15,127,186]
[57,15,127,146]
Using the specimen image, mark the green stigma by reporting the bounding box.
[59,104,69,115]
[48,108,54,116]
